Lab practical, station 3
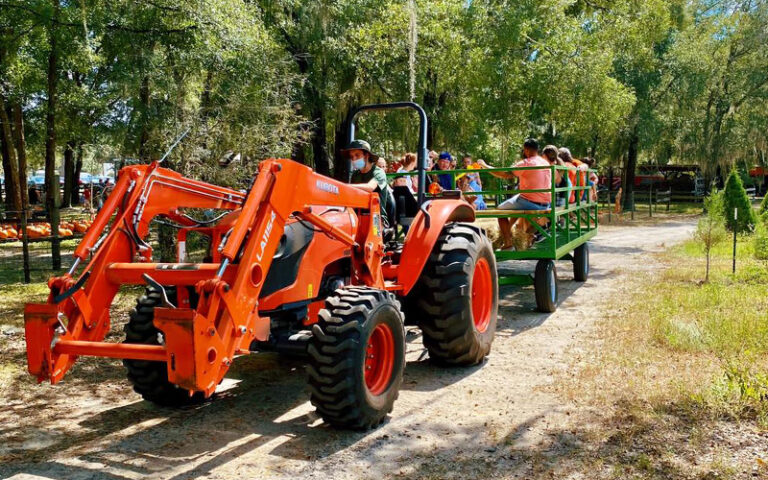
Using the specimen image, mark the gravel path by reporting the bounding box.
[0,218,697,480]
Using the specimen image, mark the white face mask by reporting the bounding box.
[351,158,366,171]
[349,150,367,171]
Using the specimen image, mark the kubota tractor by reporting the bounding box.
[24,102,498,429]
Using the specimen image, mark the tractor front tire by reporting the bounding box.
[415,222,498,365]
[123,287,207,407]
[307,287,405,430]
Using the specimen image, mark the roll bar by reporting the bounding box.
[346,102,429,206]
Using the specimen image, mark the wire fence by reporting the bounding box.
[0,205,211,285]
[598,187,680,222]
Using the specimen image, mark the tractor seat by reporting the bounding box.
[393,186,419,227]
[260,220,315,298]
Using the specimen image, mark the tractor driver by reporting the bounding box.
[344,139,394,226]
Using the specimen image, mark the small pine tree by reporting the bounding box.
[754,222,768,261]
[723,170,757,234]
[695,191,726,282]
[754,197,768,260]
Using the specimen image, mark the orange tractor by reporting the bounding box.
[24,102,498,428]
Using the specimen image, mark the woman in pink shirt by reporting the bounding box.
[479,138,551,249]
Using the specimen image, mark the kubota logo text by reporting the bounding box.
[256,211,277,261]
[316,180,339,195]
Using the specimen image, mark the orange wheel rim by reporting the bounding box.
[471,258,492,333]
[364,323,395,395]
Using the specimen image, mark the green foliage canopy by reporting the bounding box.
[0,0,766,187]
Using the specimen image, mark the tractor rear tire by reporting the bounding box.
[307,287,405,430]
[123,287,207,407]
[534,259,558,313]
[414,222,498,366]
[573,243,589,282]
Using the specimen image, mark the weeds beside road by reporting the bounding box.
[559,230,768,479]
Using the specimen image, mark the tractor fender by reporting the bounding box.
[397,199,475,294]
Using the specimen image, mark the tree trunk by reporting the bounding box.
[710,106,727,176]
[200,69,213,121]
[0,104,12,210]
[138,74,152,161]
[311,105,329,175]
[291,122,309,166]
[46,0,61,270]
[705,248,711,283]
[198,69,214,157]
[333,110,355,182]
[0,45,7,207]
[623,129,639,211]
[423,69,438,149]
[11,102,27,208]
[157,157,176,262]
[11,102,31,282]
[62,140,75,208]
[0,99,22,214]
[72,143,82,205]
[589,133,599,159]
[714,164,725,190]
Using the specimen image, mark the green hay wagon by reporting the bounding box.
[390,164,598,313]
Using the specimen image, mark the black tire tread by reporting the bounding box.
[414,222,497,365]
[308,287,404,430]
[573,242,589,282]
[123,287,207,407]
[534,260,558,313]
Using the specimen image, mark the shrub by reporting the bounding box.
[760,194,768,217]
[723,170,757,234]
[754,222,768,260]
[694,191,726,282]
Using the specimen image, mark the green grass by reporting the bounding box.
[551,228,768,478]
[647,235,768,424]
[597,233,768,426]
[636,201,706,215]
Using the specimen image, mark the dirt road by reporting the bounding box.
[0,218,697,480]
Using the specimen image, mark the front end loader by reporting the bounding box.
[24,102,498,429]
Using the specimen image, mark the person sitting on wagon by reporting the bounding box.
[558,147,587,203]
[461,154,483,189]
[457,173,487,210]
[478,138,551,250]
[542,145,570,207]
[345,139,394,226]
[393,152,418,194]
[581,157,599,202]
[432,152,455,191]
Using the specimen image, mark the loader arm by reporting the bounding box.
[25,158,385,397]
[26,162,246,385]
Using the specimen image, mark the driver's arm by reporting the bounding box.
[351,178,379,192]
